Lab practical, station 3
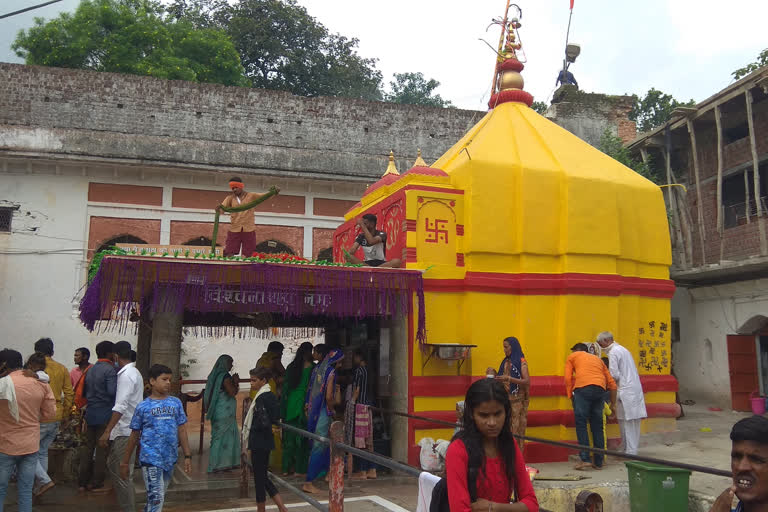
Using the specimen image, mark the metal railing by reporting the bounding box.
[238,408,603,512]
[369,405,733,478]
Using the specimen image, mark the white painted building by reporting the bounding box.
[0,63,479,381]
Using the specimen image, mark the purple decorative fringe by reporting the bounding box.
[79,257,427,343]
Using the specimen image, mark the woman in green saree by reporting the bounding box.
[280,342,315,476]
[205,354,241,473]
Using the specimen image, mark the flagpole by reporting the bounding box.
[562,2,574,81]
[490,0,513,97]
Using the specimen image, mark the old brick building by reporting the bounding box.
[547,85,637,147]
[628,65,768,410]
[0,63,481,378]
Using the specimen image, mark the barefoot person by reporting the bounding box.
[302,350,344,494]
[216,177,273,257]
[564,343,617,470]
[345,214,401,268]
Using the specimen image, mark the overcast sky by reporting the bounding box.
[1,0,766,110]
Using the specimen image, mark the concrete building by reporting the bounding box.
[628,65,768,410]
[0,63,481,379]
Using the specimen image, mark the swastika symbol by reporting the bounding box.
[424,218,449,244]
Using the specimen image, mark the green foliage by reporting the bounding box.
[384,72,452,108]
[629,88,696,133]
[87,246,127,283]
[598,128,661,184]
[13,0,248,87]
[732,48,768,81]
[170,0,383,100]
[531,101,548,115]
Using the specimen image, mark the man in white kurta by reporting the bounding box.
[597,331,647,455]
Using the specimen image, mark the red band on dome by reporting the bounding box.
[488,89,534,108]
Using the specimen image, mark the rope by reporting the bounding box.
[211,186,280,254]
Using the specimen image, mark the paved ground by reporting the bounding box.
[1,404,752,511]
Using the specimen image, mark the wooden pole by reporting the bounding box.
[687,119,707,265]
[664,148,687,268]
[747,89,768,255]
[715,105,724,233]
[328,421,345,512]
[745,168,752,224]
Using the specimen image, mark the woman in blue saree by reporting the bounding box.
[302,349,343,494]
[205,354,241,472]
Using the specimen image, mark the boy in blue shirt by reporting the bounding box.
[121,364,191,512]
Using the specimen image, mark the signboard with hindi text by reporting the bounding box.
[115,244,223,257]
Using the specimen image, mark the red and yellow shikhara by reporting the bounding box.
[334,7,677,464]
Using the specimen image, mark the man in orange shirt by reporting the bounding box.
[0,349,56,512]
[216,177,271,257]
[565,343,617,470]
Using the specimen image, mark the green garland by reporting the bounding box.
[88,248,363,281]
[88,246,128,283]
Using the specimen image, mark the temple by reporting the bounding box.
[333,9,678,463]
[78,6,679,466]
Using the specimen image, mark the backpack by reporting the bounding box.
[252,397,272,431]
[429,465,477,512]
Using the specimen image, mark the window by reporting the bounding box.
[254,240,294,255]
[722,162,768,228]
[182,236,216,247]
[0,206,14,233]
[724,122,749,144]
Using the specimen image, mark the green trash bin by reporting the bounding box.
[625,461,691,512]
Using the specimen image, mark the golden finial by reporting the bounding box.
[486,2,533,108]
[383,150,400,176]
[413,149,427,167]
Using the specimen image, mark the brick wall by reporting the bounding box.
[169,221,303,255]
[0,63,482,180]
[548,87,636,147]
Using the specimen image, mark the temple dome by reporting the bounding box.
[433,100,671,277]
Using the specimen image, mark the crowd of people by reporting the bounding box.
[200,341,376,511]
[0,338,190,512]
[1,331,764,512]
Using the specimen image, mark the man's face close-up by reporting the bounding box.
[732,440,768,505]
[363,219,375,231]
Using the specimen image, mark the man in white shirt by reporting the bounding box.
[597,331,647,455]
[99,341,144,511]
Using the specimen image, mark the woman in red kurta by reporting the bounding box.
[445,379,538,512]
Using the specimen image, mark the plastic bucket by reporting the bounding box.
[752,397,767,415]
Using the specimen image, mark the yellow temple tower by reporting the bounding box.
[334,7,678,464]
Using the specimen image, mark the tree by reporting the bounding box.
[384,72,452,108]
[629,88,696,133]
[531,101,548,115]
[732,48,768,81]
[170,0,383,100]
[598,128,661,184]
[12,0,248,87]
